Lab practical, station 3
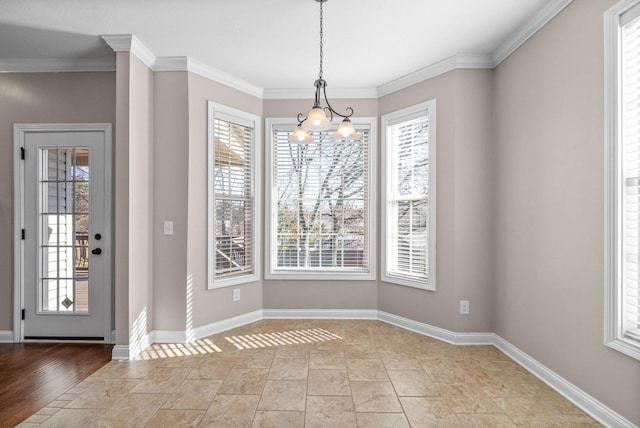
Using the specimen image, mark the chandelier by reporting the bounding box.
[289,0,361,144]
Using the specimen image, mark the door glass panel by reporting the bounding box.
[38,148,90,314]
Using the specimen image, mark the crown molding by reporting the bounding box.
[376,53,493,97]
[0,57,115,73]
[185,57,264,99]
[492,0,573,66]
[101,34,156,69]
[154,56,189,72]
[263,87,379,100]
[153,56,263,98]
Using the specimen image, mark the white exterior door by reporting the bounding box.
[18,124,111,340]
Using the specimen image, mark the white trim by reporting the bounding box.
[154,56,264,99]
[191,310,263,340]
[494,336,637,428]
[492,0,574,66]
[263,309,378,320]
[264,117,377,281]
[0,331,14,343]
[151,330,187,344]
[101,34,155,70]
[380,100,436,291]
[111,345,130,360]
[377,54,492,97]
[0,58,115,73]
[185,57,263,99]
[148,310,264,344]
[207,101,262,290]
[377,311,494,345]
[603,0,640,362]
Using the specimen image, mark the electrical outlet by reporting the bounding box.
[163,221,173,235]
[459,300,469,315]
[232,289,241,302]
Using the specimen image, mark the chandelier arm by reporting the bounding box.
[296,113,307,124]
[321,84,354,119]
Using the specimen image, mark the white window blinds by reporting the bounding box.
[621,10,640,339]
[272,128,370,272]
[387,113,431,283]
[212,116,253,280]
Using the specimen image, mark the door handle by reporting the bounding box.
[91,248,102,255]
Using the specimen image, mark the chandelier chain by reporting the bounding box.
[319,0,323,79]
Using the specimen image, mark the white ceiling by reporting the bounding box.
[0,0,564,92]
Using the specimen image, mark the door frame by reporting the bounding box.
[13,123,113,343]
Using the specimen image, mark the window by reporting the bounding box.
[381,101,436,290]
[265,118,376,280]
[605,0,640,360]
[207,102,261,288]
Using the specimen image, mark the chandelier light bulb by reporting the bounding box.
[288,125,314,144]
[302,106,331,131]
[332,118,360,140]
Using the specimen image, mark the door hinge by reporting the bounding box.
[21,309,25,320]
[20,147,25,160]
[21,229,25,240]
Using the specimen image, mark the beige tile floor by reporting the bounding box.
[18,320,601,427]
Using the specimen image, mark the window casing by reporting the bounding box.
[605,0,640,360]
[265,118,376,280]
[382,101,436,290]
[207,102,261,289]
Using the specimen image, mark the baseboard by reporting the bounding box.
[0,330,14,343]
[263,309,378,320]
[493,336,636,428]
[191,309,264,341]
[152,330,187,344]
[377,311,495,345]
[111,345,129,360]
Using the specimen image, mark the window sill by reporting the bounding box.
[605,336,640,361]
[265,270,375,281]
[381,273,435,291]
[208,273,260,290]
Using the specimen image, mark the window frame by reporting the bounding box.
[381,100,436,291]
[264,117,377,281]
[604,0,640,361]
[207,101,261,289]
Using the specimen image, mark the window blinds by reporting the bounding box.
[388,115,430,281]
[213,118,253,279]
[273,128,369,271]
[621,12,640,338]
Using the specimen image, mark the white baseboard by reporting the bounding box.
[151,310,264,344]
[263,309,378,320]
[377,311,495,345]
[493,336,636,428]
[192,310,263,340]
[0,330,14,343]
[152,330,187,344]
[111,345,129,360]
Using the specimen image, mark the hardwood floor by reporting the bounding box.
[0,343,112,427]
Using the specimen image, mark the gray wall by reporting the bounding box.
[378,69,495,333]
[494,0,640,422]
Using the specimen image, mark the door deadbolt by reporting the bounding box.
[95,233,102,240]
